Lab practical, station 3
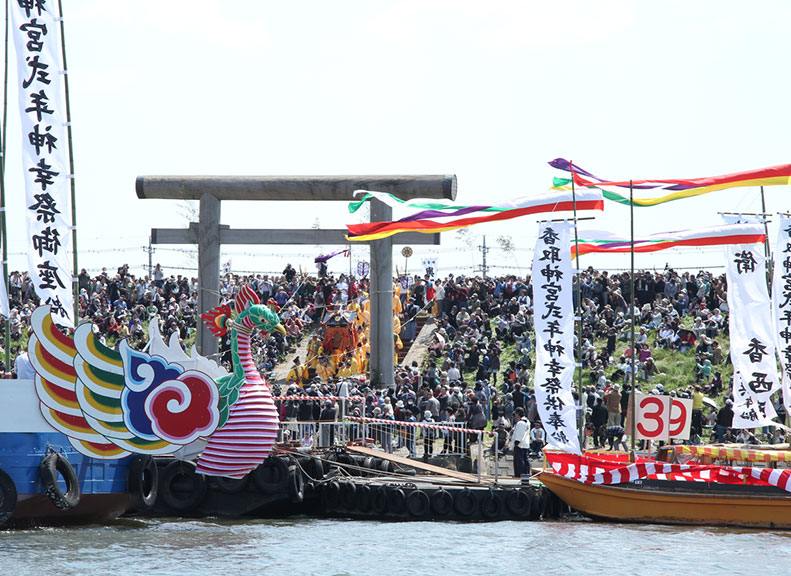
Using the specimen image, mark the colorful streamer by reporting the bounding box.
[549,158,791,207]
[573,223,766,256]
[346,189,604,242]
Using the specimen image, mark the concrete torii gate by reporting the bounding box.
[136,175,457,387]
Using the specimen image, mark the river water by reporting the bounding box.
[1,517,789,576]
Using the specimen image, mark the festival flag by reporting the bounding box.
[548,158,791,207]
[773,215,791,414]
[726,239,780,428]
[12,0,74,327]
[345,189,604,242]
[532,222,580,454]
[572,223,766,256]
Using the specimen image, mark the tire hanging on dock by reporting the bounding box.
[430,489,453,516]
[340,481,357,509]
[372,485,388,515]
[479,489,503,519]
[356,484,373,512]
[253,457,289,494]
[128,455,159,510]
[0,467,17,525]
[160,461,207,511]
[288,466,304,503]
[211,473,250,495]
[386,486,407,515]
[453,488,475,517]
[39,453,80,510]
[406,489,430,518]
[323,480,341,510]
[505,489,530,517]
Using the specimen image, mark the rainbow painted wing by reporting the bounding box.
[29,306,130,459]
[30,307,221,459]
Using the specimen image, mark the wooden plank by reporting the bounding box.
[346,445,485,484]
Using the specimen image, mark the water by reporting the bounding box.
[1,517,789,576]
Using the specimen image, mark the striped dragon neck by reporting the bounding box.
[231,328,265,385]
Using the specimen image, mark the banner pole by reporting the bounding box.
[56,0,79,325]
[761,186,772,294]
[1,0,9,372]
[629,180,637,451]
[570,164,585,450]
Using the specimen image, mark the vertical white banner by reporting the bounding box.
[726,241,779,428]
[12,0,73,326]
[532,222,580,454]
[774,215,791,415]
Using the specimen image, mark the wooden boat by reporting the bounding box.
[539,447,791,529]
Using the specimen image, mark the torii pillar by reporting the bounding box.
[136,175,457,388]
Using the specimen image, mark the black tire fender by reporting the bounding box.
[386,487,406,515]
[0,467,17,525]
[430,489,453,516]
[160,461,207,511]
[128,455,159,510]
[40,453,80,511]
[406,489,430,518]
[253,457,289,494]
[323,480,341,509]
[288,466,304,503]
[453,488,475,517]
[356,484,372,512]
[340,481,357,509]
[372,486,388,515]
[480,489,503,519]
[211,474,249,495]
[505,489,530,517]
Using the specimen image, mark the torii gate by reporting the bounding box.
[136,175,456,387]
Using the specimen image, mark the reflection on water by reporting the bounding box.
[1,516,790,576]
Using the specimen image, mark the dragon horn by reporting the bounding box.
[201,304,233,336]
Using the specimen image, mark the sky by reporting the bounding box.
[3,0,791,279]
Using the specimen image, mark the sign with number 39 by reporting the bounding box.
[633,393,693,441]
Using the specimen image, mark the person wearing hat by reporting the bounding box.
[510,407,531,477]
[286,356,308,385]
[422,410,436,458]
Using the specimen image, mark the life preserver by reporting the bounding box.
[406,489,430,518]
[40,453,80,510]
[386,487,406,515]
[160,461,207,511]
[288,466,304,503]
[0,467,17,525]
[372,486,388,515]
[505,489,530,517]
[211,473,249,495]
[356,484,372,512]
[253,457,289,494]
[128,455,159,510]
[453,488,475,517]
[340,481,357,509]
[479,489,503,519]
[430,489,453,516]
[323,480,341,509]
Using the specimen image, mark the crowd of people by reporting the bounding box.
[8,260,772,469]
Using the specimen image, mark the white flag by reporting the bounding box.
[532,222,580,454]
[773,215,791,414]
[726,240,779,428]
[12,0,74,327]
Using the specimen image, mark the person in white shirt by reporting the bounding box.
[510,407,531,477]
[14,348,35,380]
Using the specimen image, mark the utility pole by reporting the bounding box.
[146,237,153,279]
[477,235,490,278]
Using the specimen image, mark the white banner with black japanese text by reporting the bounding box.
[773,215,791,414]
[12,0,73,326]
[726,239,779,427]
[532,222,580,454]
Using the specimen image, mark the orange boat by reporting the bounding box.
[539,446,791,529]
